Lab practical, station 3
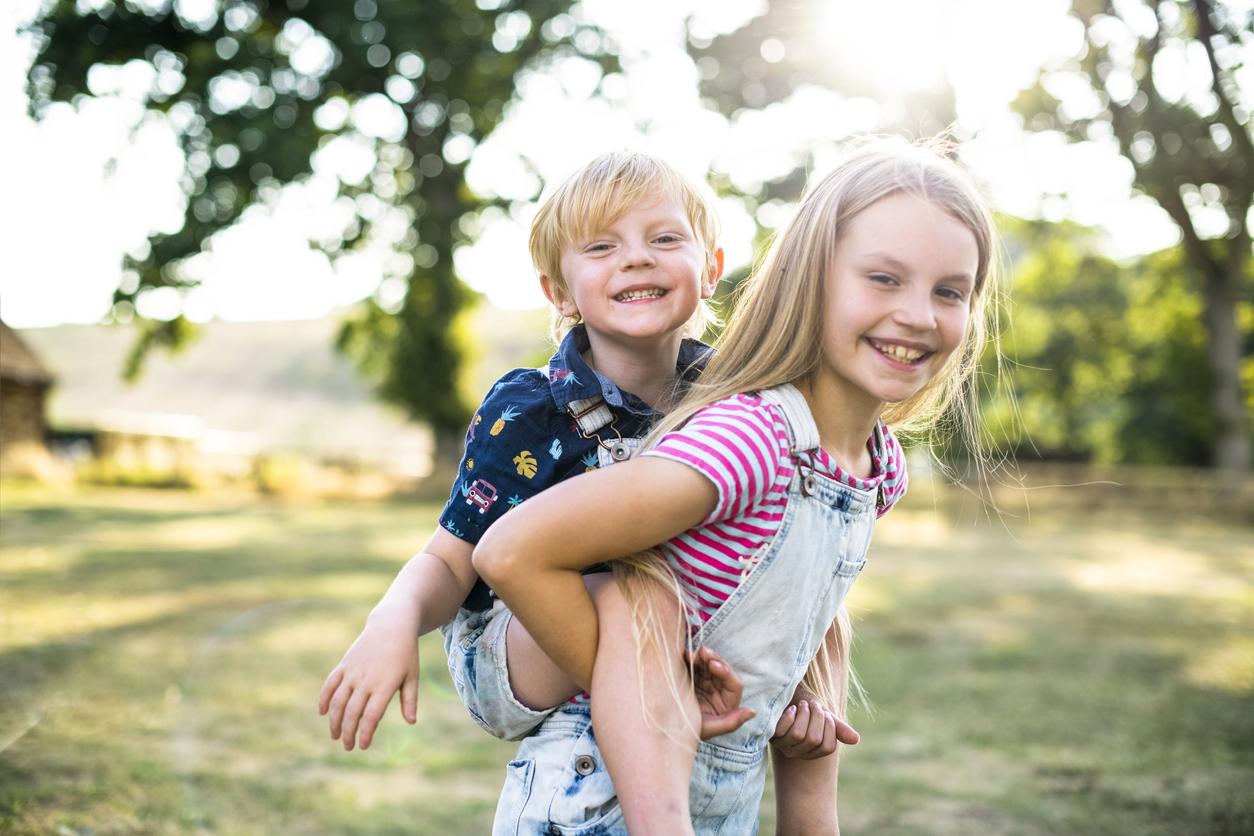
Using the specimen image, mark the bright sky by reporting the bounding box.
[0,0,1202,328]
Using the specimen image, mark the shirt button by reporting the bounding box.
[574,754,597,776]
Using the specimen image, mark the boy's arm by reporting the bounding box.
[318,527,477,750]
[473,455,717,692]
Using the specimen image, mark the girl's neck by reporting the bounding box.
[794,376,882,478]
[582,329,685,412]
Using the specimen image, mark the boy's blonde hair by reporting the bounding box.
[529,150,722,343]
[619,136,1005,733]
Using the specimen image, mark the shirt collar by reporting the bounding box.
[545,324,713,419]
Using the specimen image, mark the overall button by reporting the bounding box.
[609,441,631,462]
[802,475,818,496]
[574,754,597,776]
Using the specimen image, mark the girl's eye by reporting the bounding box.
[936,286,967,303]
[869,273,898,285]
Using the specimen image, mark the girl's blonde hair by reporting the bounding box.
[529,150,722,344]
[618,136,1005,733]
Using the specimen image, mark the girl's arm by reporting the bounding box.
[473,455,717,691]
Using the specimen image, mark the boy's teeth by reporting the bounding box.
[872,340,926,362]
[615,288,666,301]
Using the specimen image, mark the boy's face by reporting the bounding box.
[542,192,721,347]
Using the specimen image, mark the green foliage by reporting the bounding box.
[25,0,614,447]
[995,218,1234,465]
[1012,0,1252,469]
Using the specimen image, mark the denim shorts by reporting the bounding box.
[442,599,554,741]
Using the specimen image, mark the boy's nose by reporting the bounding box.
[620,240,656,269]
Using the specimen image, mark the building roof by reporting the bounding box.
[0,320,55,386]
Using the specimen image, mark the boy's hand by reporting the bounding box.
[688,645,755,740]
[770,687,860,759]
[318,609,420,751]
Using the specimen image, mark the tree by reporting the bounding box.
[992,217,1217,466]
[24,0,613,460]
[1014,0,1252,472]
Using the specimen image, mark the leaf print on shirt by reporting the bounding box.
[549,439,562,459]
[513,450,538,479]
[491,405,520,436]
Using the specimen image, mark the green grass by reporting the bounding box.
[1,480,1251,834]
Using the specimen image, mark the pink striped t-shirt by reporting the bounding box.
[642,391,907,624]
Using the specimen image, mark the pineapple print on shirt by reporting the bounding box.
[491,406,519,436]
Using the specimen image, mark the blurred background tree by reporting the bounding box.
[1013,0,1251,471]
[24,0,613,460]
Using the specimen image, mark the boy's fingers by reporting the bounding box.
[327,685,351,739]
[819,713,838,756]
[401,674,419,725]
[358,692,389,750]
[699,707,755,740]
[318,668,343,715]
[834,716,860,746]
[340,690,368,751]
[773,704,798,739]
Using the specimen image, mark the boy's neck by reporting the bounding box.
[581,329,686,413]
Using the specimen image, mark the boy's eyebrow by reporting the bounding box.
[859,252,974,283]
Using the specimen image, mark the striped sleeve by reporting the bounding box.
[875,422,908,517]
[643,395,790,525]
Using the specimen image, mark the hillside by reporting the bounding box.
[18,307,550,471]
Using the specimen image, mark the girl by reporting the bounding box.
[475,138,1001,834]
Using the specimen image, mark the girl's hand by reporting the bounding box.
[318,606,421,751]
[688,645,756,740]
[770,689,860,759]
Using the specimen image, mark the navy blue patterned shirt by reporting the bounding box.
[440,324,711,610]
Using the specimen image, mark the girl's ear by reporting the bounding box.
[540,273,578,318]
[701,248,725,300]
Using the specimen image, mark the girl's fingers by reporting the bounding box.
[774,704,798,738]
[820,712,838,756]
[340,689,368,751]
[327,683,352,739]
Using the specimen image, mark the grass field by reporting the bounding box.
[1,479,1251,834]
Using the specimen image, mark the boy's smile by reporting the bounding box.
[544,192,719,349]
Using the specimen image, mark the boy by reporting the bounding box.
[319,151,855,827]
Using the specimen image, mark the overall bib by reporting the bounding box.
[493,384,879,834]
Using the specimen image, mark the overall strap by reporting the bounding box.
[757,384,821,454]
[566,395,614,435]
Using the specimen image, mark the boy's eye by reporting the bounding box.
[583,242,613,253]
[654,233,683,244]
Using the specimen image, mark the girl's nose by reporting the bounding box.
[892,289,938,330]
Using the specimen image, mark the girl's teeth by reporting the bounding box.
[873,341,925,362]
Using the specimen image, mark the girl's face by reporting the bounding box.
[817,192,978,415]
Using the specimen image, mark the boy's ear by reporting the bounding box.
[700,247,725,300]
[540,273,578,318]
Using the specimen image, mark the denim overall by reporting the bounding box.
[490,384,880,834]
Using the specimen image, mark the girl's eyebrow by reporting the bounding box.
[859,251,974,284]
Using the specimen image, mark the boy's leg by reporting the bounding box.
[589,573,699,835]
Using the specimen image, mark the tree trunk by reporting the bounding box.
[1203,260,1250,472]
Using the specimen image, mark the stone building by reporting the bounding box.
[0,319,56,474]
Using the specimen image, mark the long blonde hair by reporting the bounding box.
[618,137,1005,733]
